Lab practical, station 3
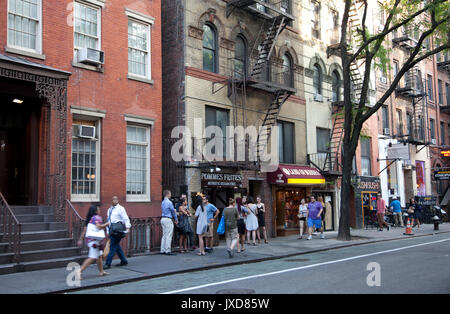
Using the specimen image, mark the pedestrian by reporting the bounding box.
[256,196,268,244]
[202,195,220,253]
[77,203,101,247]
[223,198,239,258]
[307,195,324,240]
[376,193,390,231]
[104,196,131,269]
[317,196,326,222]
[235,197,248,253]
[298,198,308,239]
[79,205,109,279]
[245,196,259,246]
[195,194,208,256]
[390,196,404,227]
[177,197,192,253]
[409,198,422,229]
[160,190,178,255]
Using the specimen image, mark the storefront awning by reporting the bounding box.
[267,164,325,185]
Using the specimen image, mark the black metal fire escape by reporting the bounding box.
[309,0,365,177]
[225,0,296,164]
[393,26,428,146]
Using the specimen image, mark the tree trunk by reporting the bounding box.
[337,141,355,241]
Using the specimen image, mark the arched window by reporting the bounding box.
[203,23,217,73]
[282,53,294,87]
[313,63,322,96]
[332,70,341,102]
[234,35,247,79]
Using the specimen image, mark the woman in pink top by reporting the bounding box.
[376,193,390,231]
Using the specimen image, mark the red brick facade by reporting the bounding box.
[0,0,162,219]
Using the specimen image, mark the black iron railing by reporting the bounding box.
[0,192,22,265]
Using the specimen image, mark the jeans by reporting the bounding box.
[105,234,127,266]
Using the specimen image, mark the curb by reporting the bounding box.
[52,229,450,294]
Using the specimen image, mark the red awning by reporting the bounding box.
[267,164,325,185]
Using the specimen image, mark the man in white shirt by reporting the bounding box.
[104,196,131,269]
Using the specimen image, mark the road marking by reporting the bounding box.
[162,237,450,294]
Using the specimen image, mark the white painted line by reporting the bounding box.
[162,237,450,294]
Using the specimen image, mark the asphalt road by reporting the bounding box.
[72,233,450,294]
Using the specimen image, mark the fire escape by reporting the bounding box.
[308,0,366,177]
[215,0,296,168]
[393,27,428,146]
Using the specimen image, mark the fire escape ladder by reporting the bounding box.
[250,16,287,79]
[327,110,345,172]
[256,90,291,160]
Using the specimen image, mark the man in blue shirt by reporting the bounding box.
[161,190,178,255]
[202,195,219,253]
[390,197,404,227]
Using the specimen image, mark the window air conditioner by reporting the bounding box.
[383,128,390,136]
[431,138,437,145]
[314,94,323,102]
[78,125,96,139]
[380,76,387,84]
[77,48,105,66]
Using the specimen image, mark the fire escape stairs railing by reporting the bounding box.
[225,0,295,164]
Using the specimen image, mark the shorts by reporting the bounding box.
[87,241,103,259]
[299,217,306,221]
[205,222,214,238]
[307,217,322,229]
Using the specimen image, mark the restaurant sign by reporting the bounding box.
[201,173,243,188]
[434,170,450,181]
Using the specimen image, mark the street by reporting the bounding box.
[72,233,450,294]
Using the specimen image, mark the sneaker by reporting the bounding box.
[307,235,312,240]
[321,233,325,239]
[387,225,390,231]
[103,264,111,270]
[378,228,383,232]
[227,249,233,258]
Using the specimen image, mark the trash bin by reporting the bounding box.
[433,215,440,231]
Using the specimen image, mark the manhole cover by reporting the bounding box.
[284,258,310,262]
[216,289,255,294]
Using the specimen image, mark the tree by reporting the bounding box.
[337,0,450,240]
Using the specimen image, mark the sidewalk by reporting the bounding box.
[1,223,449,294]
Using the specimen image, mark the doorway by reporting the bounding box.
[0,94,41,205]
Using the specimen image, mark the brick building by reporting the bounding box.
[161,0,329,238]
[0,0,161,272]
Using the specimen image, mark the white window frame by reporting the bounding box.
[126,9,154,82]
[73,1,102,60]
[126,121,151,202]
[70,118,101,202]
[6,0,43,56]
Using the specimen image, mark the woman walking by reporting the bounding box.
[194,194,208,256]
[256,196,268,244]
[177,197,192,252]
[235,197,248,253]
[223,198,239,258]
[298,199,308,239]
[410,198,422,229]
[79,205,109,279]
[376,193,390,231]
[245,196,259,246]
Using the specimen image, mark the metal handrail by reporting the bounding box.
[65,199,87,255]
[0,192,22,264]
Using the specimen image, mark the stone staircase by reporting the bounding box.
[0,206,84,275]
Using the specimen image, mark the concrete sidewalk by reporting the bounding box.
[1,223,449,294]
